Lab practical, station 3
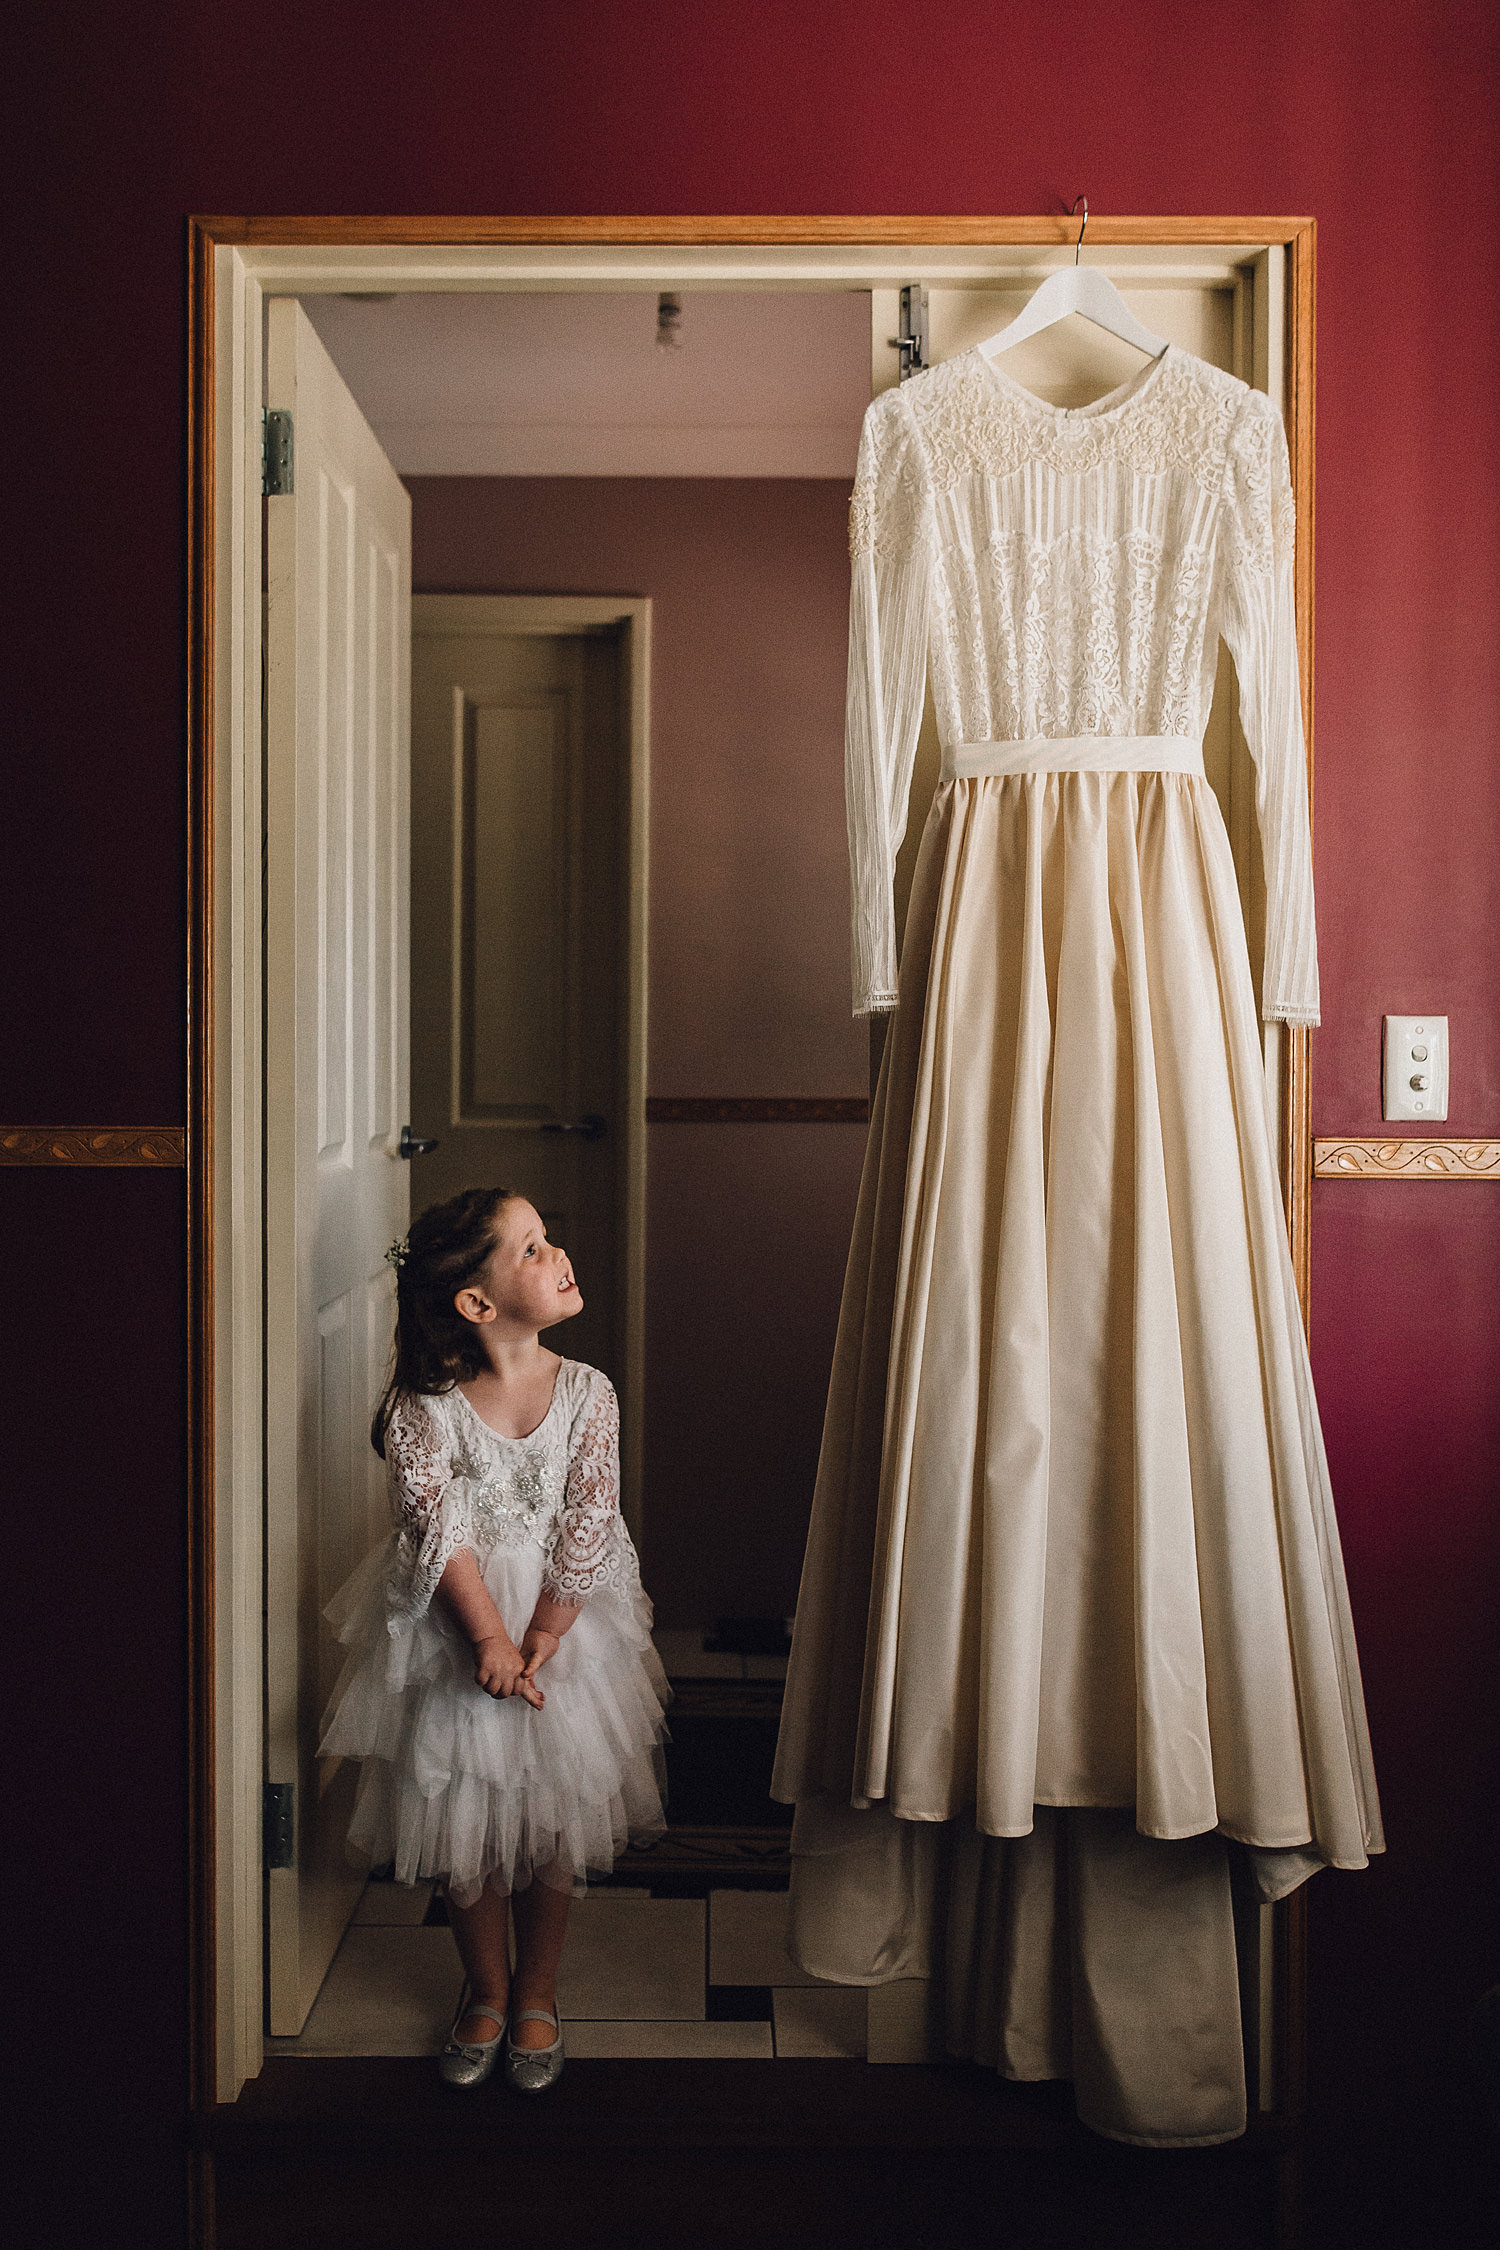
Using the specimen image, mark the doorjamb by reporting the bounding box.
[187,215,1316,2121]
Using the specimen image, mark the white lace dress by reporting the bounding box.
[319,1360,669,1903]
[771,348,1383,2139]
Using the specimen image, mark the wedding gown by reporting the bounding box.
[771,343,1382,2143]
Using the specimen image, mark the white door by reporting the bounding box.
[409,599,626,1387]
[263,298,412,2036]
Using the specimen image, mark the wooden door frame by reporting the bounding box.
[186,216,1316,2146]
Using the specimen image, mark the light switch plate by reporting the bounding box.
[1383,1015,1449,1121]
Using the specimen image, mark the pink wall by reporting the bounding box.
[5,3,1497,2241]
[411,476,868,1621]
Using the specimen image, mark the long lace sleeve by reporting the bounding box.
[846,385,935,1016]
[384,1392,478,1620]
[1217,392,1320,1026]
[541,1373,624,1607]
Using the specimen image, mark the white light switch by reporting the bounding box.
[1383,1015,1449,1121]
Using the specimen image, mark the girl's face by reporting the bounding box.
[459,1197,582,1336]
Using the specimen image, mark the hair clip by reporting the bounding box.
[384,1237,409,1270]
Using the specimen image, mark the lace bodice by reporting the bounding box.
[846,344,1318,1025]
[383,1360,633,1620]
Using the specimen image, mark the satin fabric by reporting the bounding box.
[949,1810,1248,2146]
[786,1794,1248,2147]
[773,767,1382,1874]
[943,734,1203,780]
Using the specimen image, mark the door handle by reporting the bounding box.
[539,1114,607,1141]
[399,1126,441,1159]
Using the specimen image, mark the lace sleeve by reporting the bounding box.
[384,1392,478,1620]
[541,1374,624,1607]
[1217,392,1320,1027]
[846,385,935,1017]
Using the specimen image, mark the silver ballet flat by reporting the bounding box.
[503,2007,565,2094]
[438,1989,508,2089]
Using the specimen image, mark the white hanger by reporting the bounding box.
[977,199,1169,368]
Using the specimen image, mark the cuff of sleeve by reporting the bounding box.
[1265,1002,1320,1028]
[855,988,899,1018]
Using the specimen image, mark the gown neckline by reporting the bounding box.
[453,1359,566,1445]
[971,340,1177,426]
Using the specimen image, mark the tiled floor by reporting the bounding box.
[268,1884,931,2063]
[269,1922,464,2057]
[709,1885,824,1986]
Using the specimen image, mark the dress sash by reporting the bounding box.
[942,734,1204,781]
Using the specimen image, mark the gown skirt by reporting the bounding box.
[773,764,1382,1895]
[320,1530,670,1905]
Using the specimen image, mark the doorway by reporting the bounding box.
[408,592,650,1508]
[410,598,629,1393]
[259,296,655,2036]
[189,221,1317,2128]
[261,286,863,2056]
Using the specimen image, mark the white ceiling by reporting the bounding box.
[300,290,871,477]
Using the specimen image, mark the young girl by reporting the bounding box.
[319,1185,669,2092]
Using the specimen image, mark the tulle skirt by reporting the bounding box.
[319,1536,670,1905]
[774,770,1381,1876]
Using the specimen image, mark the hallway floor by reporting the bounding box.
[269,1879,937,2062]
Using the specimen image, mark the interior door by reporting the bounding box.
[263,297,412,2036]
[409,598,624,1385]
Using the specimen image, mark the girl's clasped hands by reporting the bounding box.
[472,1625,560,1709]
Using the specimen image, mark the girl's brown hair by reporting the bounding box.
[370,1185,515,1457]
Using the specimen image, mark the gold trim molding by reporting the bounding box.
[0,1127,187,1167]
[1314,1137,1500,1181]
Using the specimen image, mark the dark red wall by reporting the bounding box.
[409,476,868,1624]
[5,4,1497,2244]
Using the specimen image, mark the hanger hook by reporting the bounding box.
[1068,195,1089,264]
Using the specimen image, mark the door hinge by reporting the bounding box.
[263,1780,295,1869]
[262,408,294,496]
[889,284,929,382]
